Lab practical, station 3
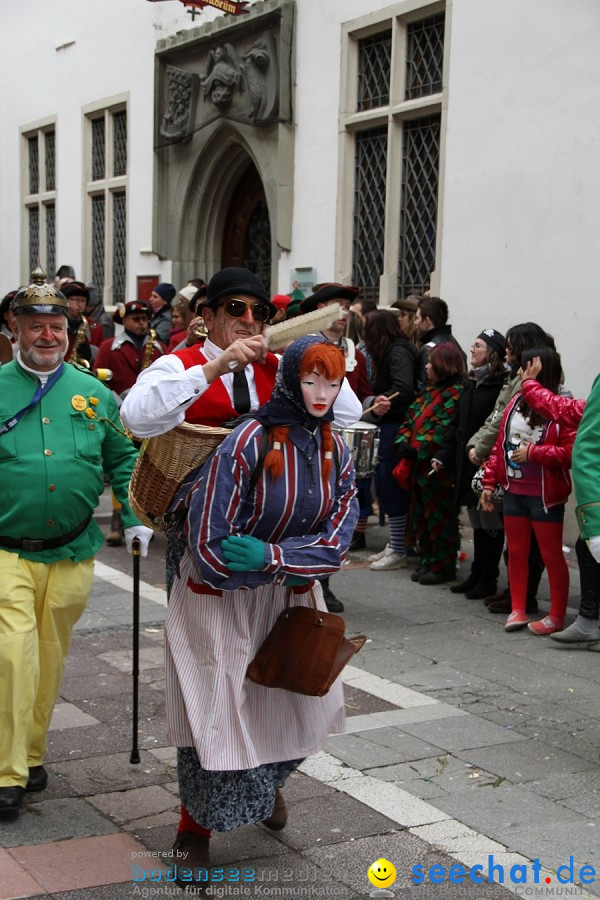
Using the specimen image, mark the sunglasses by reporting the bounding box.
[220,298,271,323]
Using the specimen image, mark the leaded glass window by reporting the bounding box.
[91,195,106,293]
[45,131,56,192]
[398,115,440,295]
[46,203,56,280]
[244,202,271,296]
[352,126,388,299]
[357,30,392,112]
[28,136,39,195]
[405,13,444,100]
[92,118,106,181]
[113,191,127,303]
[28,207,39,274]
[113,111,127,177]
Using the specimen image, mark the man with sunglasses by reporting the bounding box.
[121,266,362,436]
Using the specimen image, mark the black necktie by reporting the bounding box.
[232,369,251,415]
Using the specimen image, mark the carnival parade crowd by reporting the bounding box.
[1,266,599,890]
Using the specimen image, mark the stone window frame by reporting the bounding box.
[337,0,448,302]
[83,94,129,306]
[20,117,57,283]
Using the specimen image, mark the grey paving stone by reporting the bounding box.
[305,829,514,897]
[530,768,600,801]
[353,646,437,680]
[89,784,178,824]
[493,820,600,877]
[396,715,527,752]
[393,664,490,693]
[325,730,445,770]
[39,751,173,799]
[0,797,119,848]
[453,739,597,783]
[46,722,133,761]
[49,886,143,900]
[369,755,503,799]
[132,821,290,864]
[343,684,398,717]
[59,671,132,701]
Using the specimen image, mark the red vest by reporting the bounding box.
[175,346,279,426]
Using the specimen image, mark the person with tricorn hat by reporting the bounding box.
[0,270,152,821]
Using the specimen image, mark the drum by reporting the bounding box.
[334,423,380,478]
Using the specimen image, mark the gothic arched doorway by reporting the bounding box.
[221,162,271,294]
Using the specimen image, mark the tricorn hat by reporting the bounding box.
[12,268,68,316]
[300,283,360,314]
[61,280,90,301]
[113,300,154,323]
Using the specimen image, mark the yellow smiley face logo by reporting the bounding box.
[368,858,397,888]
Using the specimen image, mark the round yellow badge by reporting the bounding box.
[368,859,397,889]
[71,395,87,411]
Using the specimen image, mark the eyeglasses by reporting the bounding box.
[220,298,271,323]
[471,341,487,350]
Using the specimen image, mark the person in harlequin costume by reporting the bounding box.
[0,271,153,821]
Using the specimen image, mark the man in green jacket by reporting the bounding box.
[0,273,152,820]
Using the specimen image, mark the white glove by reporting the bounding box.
[124,525,154,557]
[587,536,600,564]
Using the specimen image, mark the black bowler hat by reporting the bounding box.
[199,267,276,318]
[300,283,360,314]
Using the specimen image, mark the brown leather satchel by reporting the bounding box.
[247,587,367,697]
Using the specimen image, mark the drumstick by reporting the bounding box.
[362,391,400,416]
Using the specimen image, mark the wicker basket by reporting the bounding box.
[128,422,231,529]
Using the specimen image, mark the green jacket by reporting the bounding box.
[466,374,520,462]
[573,372,600,538]
[0,360,141,562]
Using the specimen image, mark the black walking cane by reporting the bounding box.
[130,536,141,764]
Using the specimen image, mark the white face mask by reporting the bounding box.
[300,370,341,417]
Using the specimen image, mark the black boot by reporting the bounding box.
[321,577,344,613]
[451,527,485,593]
[465,528,504,599]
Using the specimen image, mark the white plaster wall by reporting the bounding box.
[440,0,600,397]
[0,0,218,296]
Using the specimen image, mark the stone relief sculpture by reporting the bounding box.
[160,65,199,142]
[242,34,278,122]
[201,43,245,110]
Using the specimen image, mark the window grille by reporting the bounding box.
[46,203,56,280]
[357,30,392,112]
[352,127,388,300]
[91,118,106,181]
[45,131,56,192]
[28,207,39,273]
[113,111,127,177]
[112,191,127,304]
[91,195,106,293]
[28,136,39,195]
[405,13,444,100]
[398,115,440,295]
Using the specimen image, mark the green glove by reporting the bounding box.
[286,575,309,586]
[221,534,268,572]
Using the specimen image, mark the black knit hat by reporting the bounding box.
[477,328,506,360]
[199,267,275,317]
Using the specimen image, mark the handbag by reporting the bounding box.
[247,588,367,697]
[471,465,504,502]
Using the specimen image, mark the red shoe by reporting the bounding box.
[505,611,530,632]
[527,616,564,636]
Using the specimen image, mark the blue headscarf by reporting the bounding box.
[254,335,339,430]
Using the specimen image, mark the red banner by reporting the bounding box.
[182,0,250,13]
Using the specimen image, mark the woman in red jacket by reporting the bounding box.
[481,348,576,635]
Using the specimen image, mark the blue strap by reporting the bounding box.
[0,364,66,435]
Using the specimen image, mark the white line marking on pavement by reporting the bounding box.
[94,561,167,607]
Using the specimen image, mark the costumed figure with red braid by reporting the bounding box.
[162,336,358,889]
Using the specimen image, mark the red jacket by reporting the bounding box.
[94,334,164,396]
[483,391,575,509]
[521,378,586,428]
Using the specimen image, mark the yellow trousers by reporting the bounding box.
[0,550,94,787]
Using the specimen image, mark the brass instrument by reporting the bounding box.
[140,328,157,371]
[68,315,91,369]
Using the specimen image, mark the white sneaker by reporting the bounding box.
[368,544,392,563]
[370,552,408,571]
